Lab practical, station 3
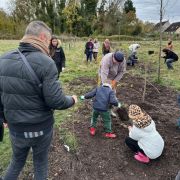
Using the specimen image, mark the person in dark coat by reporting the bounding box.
[162,48,178,69]
[0,21,77,180]
[80,79,121,138]
[102,39,111,56]
[85,38,94,62]
[49,36,66,77]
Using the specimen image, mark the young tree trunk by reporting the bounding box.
[142,63,147,102]
[158,0,163,82]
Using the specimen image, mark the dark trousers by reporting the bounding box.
[93,52,98,61]
[125,137,145,154]
[3,129,53,180]
[91,110,112,132]
[86,52,93,62]
[55,63,62,78]
[166,58,175,69]
[0,124,4,142]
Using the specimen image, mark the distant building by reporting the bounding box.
[154,21,170,32]
[165,22,180,34]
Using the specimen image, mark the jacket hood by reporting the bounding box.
[141,120,156,132]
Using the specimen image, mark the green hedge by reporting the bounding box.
[81,35,144,41]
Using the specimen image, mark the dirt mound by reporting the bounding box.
[22,74,180,180]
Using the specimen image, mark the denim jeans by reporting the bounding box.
[166,58,175,69]
[86,52,93,62]
[3,128,53,180]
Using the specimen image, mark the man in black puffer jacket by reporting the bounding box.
[0,21,77,180]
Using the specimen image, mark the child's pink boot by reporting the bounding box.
[134,152,150,163]
[104,132,117,138]
[89,127,96,136]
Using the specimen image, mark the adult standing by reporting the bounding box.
[0,21,77,180]
[99,51,126,117]
[102,39,111,56]
[85,38,94,63]
[93,39,99,63]
[49,36,66,78]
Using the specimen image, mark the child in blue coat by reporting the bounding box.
[80,80,121,138]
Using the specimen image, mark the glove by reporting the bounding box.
[80,96,85,100]
[111,80,117,89]
[118,102,122,108]
[62,67,65,71]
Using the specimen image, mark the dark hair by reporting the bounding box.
[49,36,59,57]
[162,48,169,53]
[168,41,172,45]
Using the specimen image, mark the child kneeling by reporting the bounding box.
[125,104,164,163]
[81,80,121,138]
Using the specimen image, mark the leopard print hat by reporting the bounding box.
[128,104,152,128]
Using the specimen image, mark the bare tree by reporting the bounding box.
[157,0,169,81]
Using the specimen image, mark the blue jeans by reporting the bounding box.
[166,59,175,69]
[86,52,93,62]
[3,128,53,180]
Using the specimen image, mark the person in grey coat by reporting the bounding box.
[98,51,126,117]
[0,21,77,180]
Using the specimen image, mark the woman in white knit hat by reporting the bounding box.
[125,104,164,163]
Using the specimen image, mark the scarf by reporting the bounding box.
[20,35,49,56]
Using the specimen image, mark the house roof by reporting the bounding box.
[154,21,169,30]
[165,22,180,32]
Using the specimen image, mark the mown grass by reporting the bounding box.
[0,39,179,175]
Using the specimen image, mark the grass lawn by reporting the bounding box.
[0,39,179,175]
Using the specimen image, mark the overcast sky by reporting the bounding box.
[0,0,180,23]
[132,0,180,23]
[0,0,9,10]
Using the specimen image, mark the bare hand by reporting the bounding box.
[72,95,78,104]
[128,126,132,131]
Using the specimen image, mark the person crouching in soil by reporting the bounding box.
[161,48,178,70]
[80,79,121,138]
[125,104,164,163]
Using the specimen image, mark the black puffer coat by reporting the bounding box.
[0,43,74,132]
